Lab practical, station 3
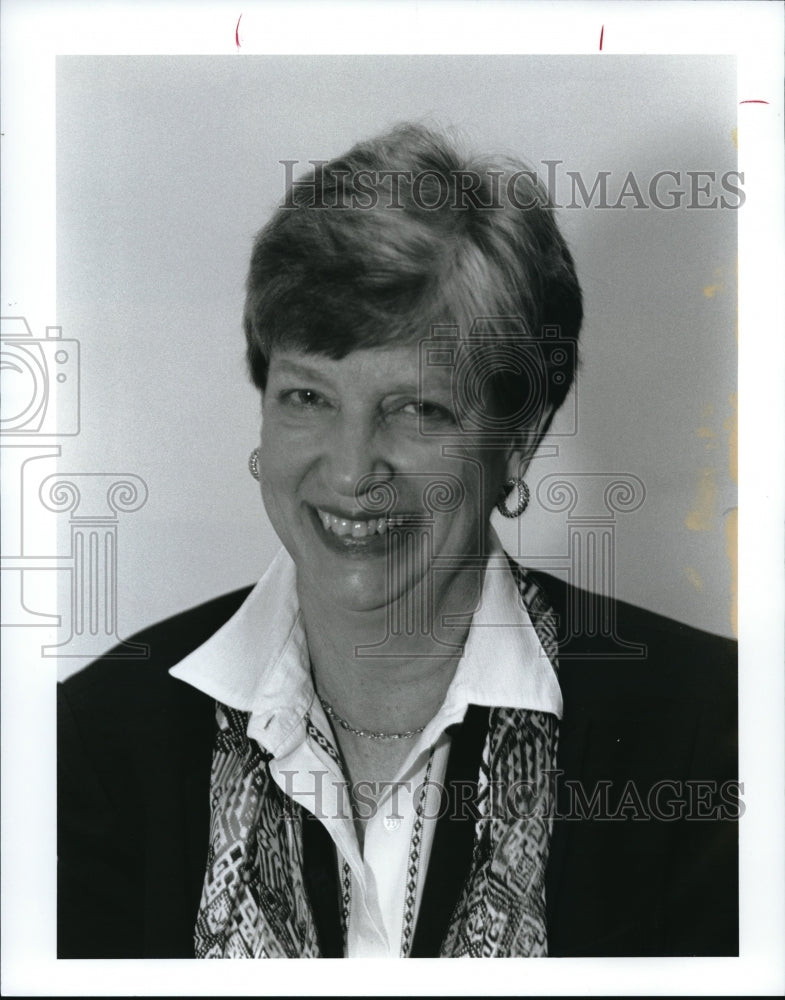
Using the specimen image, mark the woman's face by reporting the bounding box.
[258,343,521,613]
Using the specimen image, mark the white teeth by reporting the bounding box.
[316,508,388,537]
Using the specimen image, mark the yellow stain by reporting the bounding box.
[724,393,738,485]
[731,127,738,150]
[697,426,714,439]
[685,567,704,591]
[725,507,738,636]
[703,283,722,298]
[685,467,716,531]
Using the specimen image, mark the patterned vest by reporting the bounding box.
[194,561,560,958]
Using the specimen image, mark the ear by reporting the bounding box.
[503,406,554,481]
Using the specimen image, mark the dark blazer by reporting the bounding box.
[57,572,738,958]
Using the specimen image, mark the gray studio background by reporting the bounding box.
[55,55,737,677]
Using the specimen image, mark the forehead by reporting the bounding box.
[267,344,454,391]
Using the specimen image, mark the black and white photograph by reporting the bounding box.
[1,1,783,995]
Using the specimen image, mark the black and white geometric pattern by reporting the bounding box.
[439,707,558,957]
[305,716,344,768]
[399,748,435,957]
[339,859,352,948]
[194,704,320,958]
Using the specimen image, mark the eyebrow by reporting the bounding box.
[268,354,455,396]
[269,358,331,380]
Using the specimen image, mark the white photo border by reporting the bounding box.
[2,0,783,995]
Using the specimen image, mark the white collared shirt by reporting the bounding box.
[170,530,562,957]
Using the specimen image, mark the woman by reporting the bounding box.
[58,123,737,959]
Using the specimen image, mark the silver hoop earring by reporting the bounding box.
[248,447,260,481]
[496,477,530,518]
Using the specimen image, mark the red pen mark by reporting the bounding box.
[739,100,769,104]
[599,25,604,50]
[235,13,242,50]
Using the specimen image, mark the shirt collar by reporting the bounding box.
[169,547,313,752]
[170,530,562,753]
[445,537,563,718]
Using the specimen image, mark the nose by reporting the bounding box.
[321,413,392,501]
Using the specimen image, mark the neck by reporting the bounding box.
[298,558,488,733]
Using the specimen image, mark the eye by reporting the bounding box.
[279,388,329,409]
[397,400,456,424]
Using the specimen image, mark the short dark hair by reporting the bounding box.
[243,122,582,425]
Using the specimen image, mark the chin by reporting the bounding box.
[298,540,432,615]
[310,559,412,612]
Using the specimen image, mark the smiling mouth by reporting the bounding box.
[315,506,390,539]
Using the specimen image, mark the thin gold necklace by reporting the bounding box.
[317,692,426,741]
